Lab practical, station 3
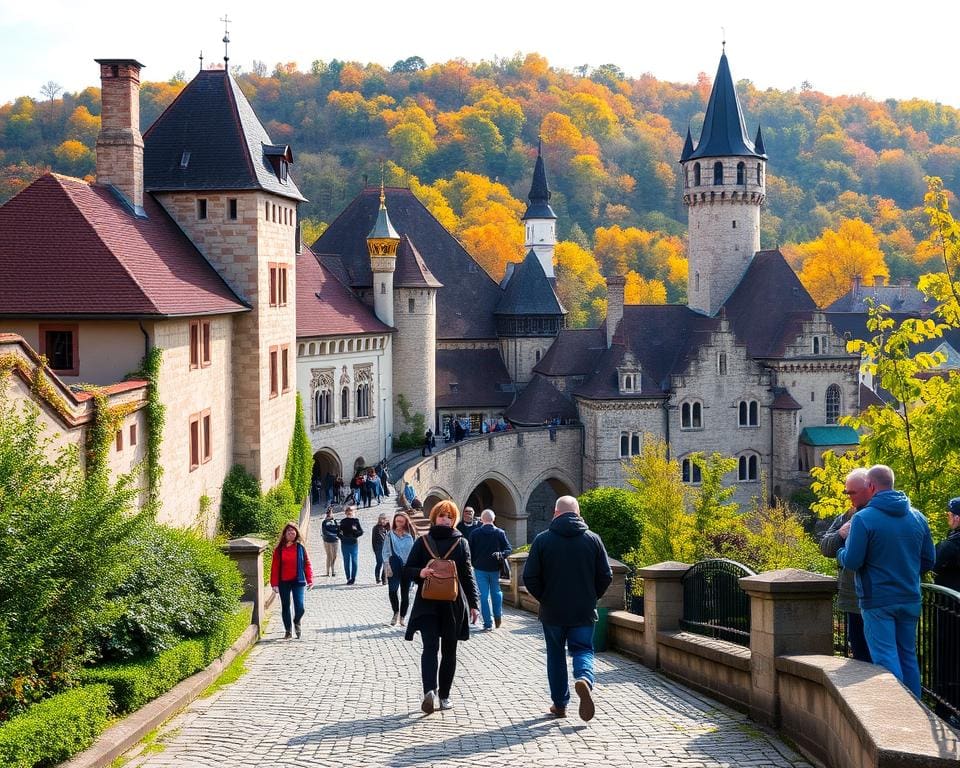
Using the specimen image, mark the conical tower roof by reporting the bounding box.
[522,141,556,221]
[687,52,764,161]
[680,127,695,162]
[367,191,400,240]
[496,249,565,315]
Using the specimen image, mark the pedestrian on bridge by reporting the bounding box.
[523,495,612,721]
[384,511,418,626]
[468,508,512,630]
[270,522,314,640]
[338,506,364,585]
[404,499,480,714]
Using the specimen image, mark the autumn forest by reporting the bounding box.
[3,53,960,326]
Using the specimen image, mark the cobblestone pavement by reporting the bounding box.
[123,502,812,768]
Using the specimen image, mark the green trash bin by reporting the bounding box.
[593,606,609,652]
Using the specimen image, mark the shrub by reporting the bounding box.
[0,395,140,719]
[261,480,300,536]
[284,392,312,503]
[220,464,262,536]
[578,487,644,560]
[90,521,243,661]
[0,684,112,768]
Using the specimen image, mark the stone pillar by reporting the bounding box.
[739,569,837,726]
[636,561,690,669]
[606,275,625,348]
[223,537,268,629]
[506,551,527,607]
[598,557,629,612]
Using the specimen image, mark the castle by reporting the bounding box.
[0,50,867,535]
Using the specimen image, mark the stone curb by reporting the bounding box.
[59,622,260,768]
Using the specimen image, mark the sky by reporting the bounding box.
[1,0,957,108]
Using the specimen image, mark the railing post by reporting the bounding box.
[637,561,690,669]
[507,551,528,607]
[739,569,837,726]
[222,536,268,630]
[599,557,629,611]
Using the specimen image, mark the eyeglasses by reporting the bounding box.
[842,490,857,495]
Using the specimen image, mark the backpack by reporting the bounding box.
[421,537,460,602]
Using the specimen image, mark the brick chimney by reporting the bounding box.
[95,59,145,209]
[606,275,626,348]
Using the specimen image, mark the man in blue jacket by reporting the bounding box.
[468,509,512,630]
[838,465,936,697]
[523,495,612,721]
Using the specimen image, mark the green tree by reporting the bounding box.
[285,392,313,504]
[578,487,643,560]
[689,452,740,559]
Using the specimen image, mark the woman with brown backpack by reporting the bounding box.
[403,500,480,714]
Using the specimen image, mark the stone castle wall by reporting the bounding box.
[391,287,435,434]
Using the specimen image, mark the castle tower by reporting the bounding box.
[367,187,400,327]
[522,140,557,278]
[95,58,145,209]
[681,50,767,316]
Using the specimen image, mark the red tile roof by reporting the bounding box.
[297,247,392,338]
[0,174,247,318]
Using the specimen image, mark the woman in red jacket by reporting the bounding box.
[270,522,314,639]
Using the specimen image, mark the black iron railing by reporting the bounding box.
[624,573,644,616]
[832,595,850,657]
[680,559,755,647]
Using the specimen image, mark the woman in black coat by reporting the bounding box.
[404,499,480,714]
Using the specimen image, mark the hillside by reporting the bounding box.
[3,53,959,321]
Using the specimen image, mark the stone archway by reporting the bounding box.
[523,470,578,545]
[312,449,342,504]
[464,473,522,543]
[422,488,452,518]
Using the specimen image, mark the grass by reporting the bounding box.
[109,726,169,768]
[200,647,252,699]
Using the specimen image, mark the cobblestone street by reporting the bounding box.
[122,503,812,767]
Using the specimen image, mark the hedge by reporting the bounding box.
[80,605,252,714]
[0,684,112,768]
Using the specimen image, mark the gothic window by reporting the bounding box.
[717,353,727,375]
[619,431,641,458]
[738,453,759,482]
[713,161,724,185]
[311,369,334,426]
[681,401,703,429]
[694,162,701,186]
[738,399,759,427]
[341,387,350,420]
[682,458,702,485]
[356,383,370,417]
[826,384,842,424]
[736,161,745,184]
[813,335,829,355]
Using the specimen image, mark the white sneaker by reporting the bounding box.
[439,698,452,710]
[421,690,438,714]
[390,612,399,626]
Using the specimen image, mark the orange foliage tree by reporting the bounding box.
[795,219,889,306]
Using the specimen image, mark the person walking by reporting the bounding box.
[423,428,433,456]
[404,500,480,714]
[819,468,873,662]
[468,509,512,630]
[320,506,341,577]
[456,506,480,538]
[339,505,364,585]
[372,512,391,585]
[384,511,417,626]
[334,475,344,504]
[933,497,960,724]
[935,498,960,591]
[838,465,936,698]
[523,495,612,721]
[269,522,314,639]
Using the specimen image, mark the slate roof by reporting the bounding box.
[0,174,247,318]
[312,188,503,339]
[296,246,392,338]
[825,282,934,314]
[395,236,442,288]
[496,249,565,315]
[687,52,765,161]
[522,146,556,220]
[799,426,860,446]
[771,390,803,410]
[859,383,886,411]
[143,69,306,201]
[533,328,606,376]
[505,374,578,426]
[436,349,514,408]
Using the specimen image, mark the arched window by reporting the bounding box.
[757,163,762,184]
[681,401,703,429]
[738,399,759,427]
[408,298,415,313]
[738,453,759,482]
[713,161,724,185]
[355,383,371,418]
[826,384,842,424]
[813,337,820,355]
[693,162,701,186]
[736,161,745,184]
[681,458,703,485]
[619,431,641,458]
[341,387,349,420]
[315,388,333,425]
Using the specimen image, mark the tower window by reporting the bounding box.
[408,298,415,313]
[693,162,701,186]
[695,271,700,292]
[713,162,723,185]
[380,282,386,294]
[736,161,745,185]
[197,198,207,220]
[757,163,762,184]
[717,353,727,375]
[738,399,759,427]
[732,220,737,229]
[228,198,238,220]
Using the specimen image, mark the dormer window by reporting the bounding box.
[813,335,829,355]
[264,143,293,184]
[618,368,640,394]
[279,160,288,183]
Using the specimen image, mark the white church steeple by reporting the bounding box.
[522,139,557,278]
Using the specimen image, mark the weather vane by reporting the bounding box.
[379,159,385,205]
[221,14,231,66]
[722,27,726,53]
[199,50,204,71]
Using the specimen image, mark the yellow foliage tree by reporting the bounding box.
[555,240,607,327]
[796,218,889,306]
[624,270,667,304]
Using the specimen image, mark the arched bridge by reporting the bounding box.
[401,426,583,545]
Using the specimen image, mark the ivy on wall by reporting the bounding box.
[135,347,165,517]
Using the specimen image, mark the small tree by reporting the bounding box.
[578,486,643,560]
[284,392,312,504]
[689,452,740,559]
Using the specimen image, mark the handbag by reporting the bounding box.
[383,534,395,578]
[499,554,511,580]
[420,537,460,602]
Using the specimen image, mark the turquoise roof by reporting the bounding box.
[799,426,860,447]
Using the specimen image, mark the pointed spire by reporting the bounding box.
[523,139,557,221]
[680,126,695,163]
[688,50,763,161]
[754,125,767,157]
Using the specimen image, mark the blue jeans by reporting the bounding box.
[278,581,305,633]
[541,623,595,708]
[341,540,359,582]
[862,601,922,697]
[374,548,385,581]
[475,569,502,628]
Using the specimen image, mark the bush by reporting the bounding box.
[0,395,140,719]
[0,684,112,768]
[578,487,644,560]
[90,521,243,661]
[81,605,251,714]
[220,464,263,536]
[284,392,312,503]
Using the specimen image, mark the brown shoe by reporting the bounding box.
[494,616,502,628]
[575,679,595,722]
[549,704,566,718]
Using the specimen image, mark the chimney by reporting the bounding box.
[606,275,626,348]
[851,274,861,299]
[95,59,145,209]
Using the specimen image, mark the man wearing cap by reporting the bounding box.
[838,465,936,697]
[934,498,960,592]
[522,495,612,721]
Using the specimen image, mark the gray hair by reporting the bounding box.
[480,508,495,523]
[868,465,895,490]
[845,468,870,486]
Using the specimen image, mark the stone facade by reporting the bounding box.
[391,286,436,437]
[95,59,144,209]
[498,335,551,386]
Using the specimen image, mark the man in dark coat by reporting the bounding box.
[523,495,612,721]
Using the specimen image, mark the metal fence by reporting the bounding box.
[679,559,756,647]
[833,583,959,722]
